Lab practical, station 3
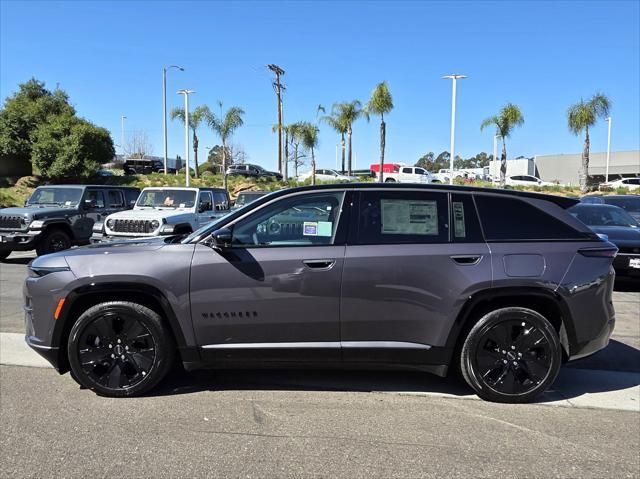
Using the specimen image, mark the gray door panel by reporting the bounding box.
[340,242,492,354]
[189,244,345,360]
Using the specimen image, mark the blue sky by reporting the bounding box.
[1,0,639,172]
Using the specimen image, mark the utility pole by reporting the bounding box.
[268,64,285,174]
[120,116,127,159]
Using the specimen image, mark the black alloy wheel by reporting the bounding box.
[460,307,561,403]
[68,301,174,397]
[36,229,71,255]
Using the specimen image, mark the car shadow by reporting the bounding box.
[614,278,640,292]
[0,257,32,265]
[148,341,640,403]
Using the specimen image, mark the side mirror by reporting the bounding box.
[210,227,232,249]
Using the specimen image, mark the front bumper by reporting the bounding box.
[91,232,164,243]
[0,230,41,251]
[26,335,61,370]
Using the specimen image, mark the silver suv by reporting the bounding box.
[24,184,616,402]
[92,187,230,241]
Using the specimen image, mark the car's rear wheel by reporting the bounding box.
[67,301,175,397]
[460,307,561,403]
[35,229,71,256]
[384,178,396,183]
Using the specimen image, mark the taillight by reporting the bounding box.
[578,247,618,258]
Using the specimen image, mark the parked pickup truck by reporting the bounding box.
[92,187,230,242]
[374,165,435,184]
[0,185,140,260]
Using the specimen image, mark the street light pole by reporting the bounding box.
[163,65,184,175]
[120,116,127,159]
[443,74,466,185]
[605,116,612,183]
[493,134,501,180]
[177,89,195,187]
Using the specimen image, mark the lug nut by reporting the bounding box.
[108,344,112,349]
[125,346,129,351]
[120,355,125,360]
[502,350,506,354]
[511,345,515,350]
[517,352,522,357]
[503,359,508,364]
[512,361,518,366]
[110,354,115,358]
[117,339,121,344]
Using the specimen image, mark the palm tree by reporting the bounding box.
[480,103,525,187]
[567,93,611,193]
[319,106,348,173]
[365,82,394,182]
[300,122,319,185]
[206,101,245,191]
[170,105,211,179]
[331,100,364,175]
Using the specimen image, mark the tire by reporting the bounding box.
[384,178,396,183]
[460,307,561,403]
[0,251,9,261]
[35,228,71,256]
[67,301,175,397]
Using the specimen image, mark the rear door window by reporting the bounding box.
[355,190,449,244]
[451,194,483,242]
[475,195,586,241]
[107,190,124,208]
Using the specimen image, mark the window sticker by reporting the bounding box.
[317,221,333,237]
[303,222,318,236]
[381,200,438,235]
[453,202,466,237]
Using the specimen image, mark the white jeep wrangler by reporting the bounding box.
[92,187,230,241]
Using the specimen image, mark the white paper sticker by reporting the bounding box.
[303,222,318,236]
[381,199,438,235]
[453,202,466,238]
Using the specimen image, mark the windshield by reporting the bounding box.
[27,187,83,206]
[136,189,196,209]
[572,207,639,228]
[605,197,640,213]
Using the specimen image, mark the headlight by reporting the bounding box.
[150,220,160,230]
[106,219,115,229]
[29,220,45,229]
[160,224,175,234]
[28,265,71,277]
[93,222,105,233]
[21,217,31,226]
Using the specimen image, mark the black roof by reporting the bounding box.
[40,184,140,190]
[265,183,579,209]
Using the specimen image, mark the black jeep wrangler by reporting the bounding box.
[0,185,139,260]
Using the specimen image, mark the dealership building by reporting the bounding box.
[534,150,640,186]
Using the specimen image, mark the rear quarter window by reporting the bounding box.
[475,195,586,241]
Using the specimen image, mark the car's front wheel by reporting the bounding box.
[460,307,561,403]
[35,229,71,256]
[67,301,175,397]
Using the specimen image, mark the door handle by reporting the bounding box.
[302,259,335,270]
[450,255,482,265]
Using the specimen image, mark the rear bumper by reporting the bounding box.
[613,253,640,278]
[567,316,615,361]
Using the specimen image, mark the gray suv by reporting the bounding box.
[24,184,616,403]
[0,185,139,259]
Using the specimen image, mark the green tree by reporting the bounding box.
[480,103,524,187]
[171,105,212,179]
[300,122,319,185]
[31,113,114,180]
[0,78,75,175]
[415,152,435,170]
[206,102,245,190]
[567,93,611,193]
[287,122,306,178]
[331,100,365,175]
[365,82,394,182]
[319,107,348,173]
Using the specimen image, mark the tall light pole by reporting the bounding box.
[120,116,127,159]
[268,64,285,173]
[605,116,612,183]
[443,74,466,185]
[177,89,195,187]
[163,65,184,175]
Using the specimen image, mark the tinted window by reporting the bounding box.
[107,190,124,208]
[124,189,139,206]
[604,196,640,213]
[402,167,413,174]
[475,195,585,240]
[85,190,105,208]
[571,205,638,227]
[356,191,448,244]
[213,191,229,210]
[451,194,483,242]
[199,192,213,212]
[232,192,345,247]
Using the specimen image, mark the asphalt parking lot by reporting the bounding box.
[1,251,639,477]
